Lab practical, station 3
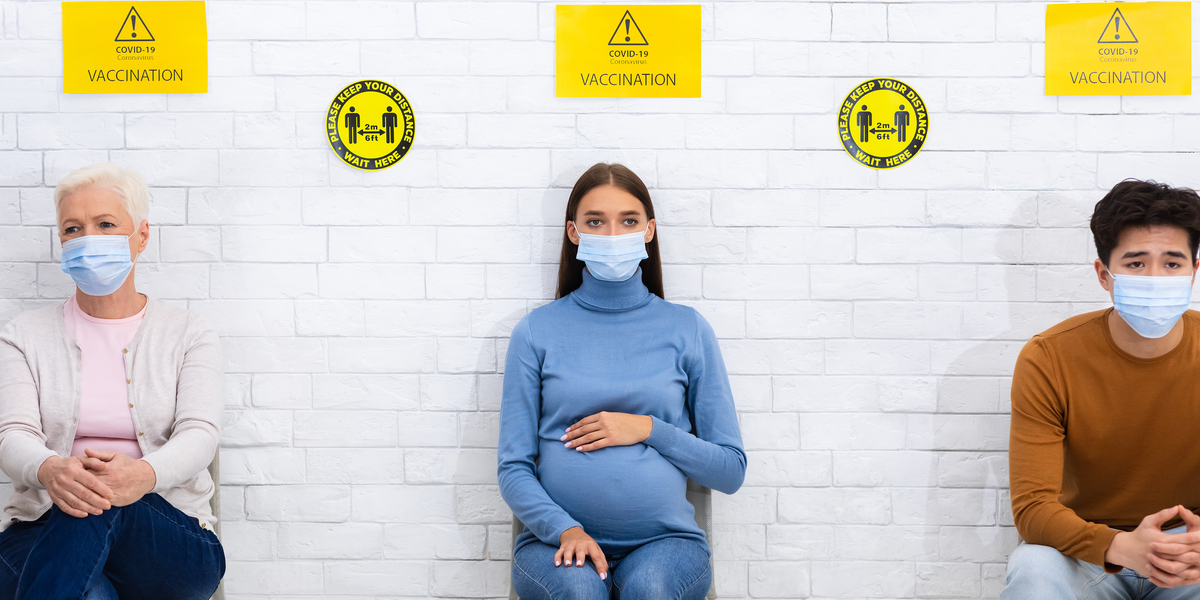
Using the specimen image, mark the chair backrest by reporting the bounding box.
[508,480,717,600]
[208,449,226,600]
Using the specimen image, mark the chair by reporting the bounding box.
[208,449,225,600]
[508,480,717,600]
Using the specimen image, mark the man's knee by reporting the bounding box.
[1002,543,1086,598]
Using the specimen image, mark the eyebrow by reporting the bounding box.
[581,210,643,216]
[1121,250,1189,259]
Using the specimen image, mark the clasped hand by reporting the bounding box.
[1108,505,1200,588]
[37,449,156,518]
[561,411,653,452]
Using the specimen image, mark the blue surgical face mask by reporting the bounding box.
[1110,271,1194,339]
[60,229,141,297]
[574,226,649,282]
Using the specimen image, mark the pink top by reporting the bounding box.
[63,295,144,459]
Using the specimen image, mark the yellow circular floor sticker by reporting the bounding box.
[327,79,415,171]
[838,78,928,169]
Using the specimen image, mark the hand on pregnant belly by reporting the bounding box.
[557,526,609,580]
[83,449,157,507]
[563,411,653,452]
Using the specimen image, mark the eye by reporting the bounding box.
[1127,261,1144,269]
[623,218,639,226]
[63,226,80,235]
[1167,262,1182,269]
[586,219,602,227]
[100,221,117,229]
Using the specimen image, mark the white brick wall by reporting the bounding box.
[1,0,1196,597]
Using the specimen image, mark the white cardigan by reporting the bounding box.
[0,298,222,531]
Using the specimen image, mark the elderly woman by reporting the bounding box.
[0,163,224,600]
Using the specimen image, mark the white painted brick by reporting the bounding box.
[311,374,419,411]
[687,115,793,150]
[700,265,806,300]
[306,448,405,484]
[812,561,915,598]
[455,484,510,523]
[837,525,939,561]
[1012,114,1077,151]
[417,3,537,40]
[210,264,317,299]
[221,448,306,485]
[749,561,811,597]
[754,42,809,77]
[306,2,416,39]
[779,488,891,524]
[207,1,306,39]
[768,150,877,189]
[221,410,292,447]
[854,301,962,339]
[747,301,851,338]
[833,451,937,487]
[252,42,359,76]
[713,487,777,525]
[277,522,383,559]
[799,413,907,450]
[716,4,832,41]
[940,452,1009,488]
[294,410,399,447]
[890,5,994,42]
[745,450,831,486]
[224,561,324,595]
[384,524,487,559]
[729,78,837,114]
[833,4,887,41]
[323,561,428,595]
[720,340,824,375]
[812,265,918,300]
[659,150,768,188]
[712,190,819,227]
[747,227,855,264]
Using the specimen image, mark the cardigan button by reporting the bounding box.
[123,349,127,353]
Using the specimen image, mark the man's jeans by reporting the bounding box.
[1001,528,1200,600]
[0,493,225,600]
[512,537,711,600]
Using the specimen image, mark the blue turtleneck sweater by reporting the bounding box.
[498,269,746,556]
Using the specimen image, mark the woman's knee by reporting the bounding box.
[616,562,710,600]
[512,544,609,600]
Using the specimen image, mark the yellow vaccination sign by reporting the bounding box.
[327,80,416,171]
[1046,2,1191,95]
[838,78,929,170]
[62,1,207,93]
[556,5,701,98]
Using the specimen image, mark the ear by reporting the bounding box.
[644,219,656,244]
[566,221,580,246]
[136,220,150,253]
[1095,258,1113,294]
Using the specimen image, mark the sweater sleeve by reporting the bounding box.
[643,310,747,495]
[141,314,223,493]
[497,317,581,545]
[1009,337,1120,570]
[0,320,56,490]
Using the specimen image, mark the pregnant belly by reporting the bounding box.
[537,441,693,546]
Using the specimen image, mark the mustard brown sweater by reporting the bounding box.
[1010,309,1200,568]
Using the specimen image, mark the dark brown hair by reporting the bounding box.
[555,163,664,299]
[1091,179,1200,266]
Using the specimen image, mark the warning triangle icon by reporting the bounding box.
[114,6,155,42]
[608,10,648,46]
[1097,8,1137,43]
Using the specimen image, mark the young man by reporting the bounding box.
[1004,180,1200,598]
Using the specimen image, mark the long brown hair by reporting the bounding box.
[554,163,664,299]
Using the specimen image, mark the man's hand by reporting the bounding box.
[83,449,156,507]
[562,412,653,452]
[1106,506,1200,588]
[37,455,113,518]
[1147,506,1200,588]
[556,527,608,580]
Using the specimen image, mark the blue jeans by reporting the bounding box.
[512,537,711,600]
[1001,529,1200,600]
[0,493,224,600]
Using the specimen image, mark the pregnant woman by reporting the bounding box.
[498,163,746,600]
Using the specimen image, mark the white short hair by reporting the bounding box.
[54,162,150,225]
